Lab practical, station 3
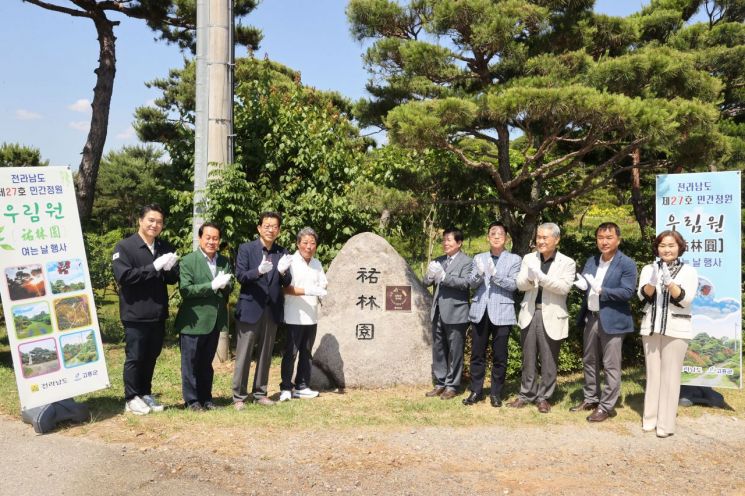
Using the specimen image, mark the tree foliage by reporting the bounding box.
[0,142,48,167]
[21,0,261,220]
[135,58,375,263]
[90,145,179,232]
[347,0,734,253]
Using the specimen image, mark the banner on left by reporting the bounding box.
[0,167,109,410]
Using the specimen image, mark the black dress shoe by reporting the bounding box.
[490,395,502,407]
[570,400,598,412]
[462,392,484,406]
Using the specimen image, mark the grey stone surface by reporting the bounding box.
[310,232,433,389]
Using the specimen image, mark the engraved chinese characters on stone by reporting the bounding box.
[311,233,433,389]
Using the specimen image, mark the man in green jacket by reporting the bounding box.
[175,222,232,411]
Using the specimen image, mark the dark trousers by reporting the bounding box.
[123,321,165,401]
[232,310,277,401]
[518,309,561,402]
[582,312,624,412]
[180,326,220,406]
[469,315,511,398]
[280,323,318,391]
[431,308,467,390]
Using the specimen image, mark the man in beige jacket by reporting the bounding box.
[508,223,576,413]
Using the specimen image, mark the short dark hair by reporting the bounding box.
[258,211,282,227]
[487,221,509,237]
[595,222,621,237]
[138,203,165,220]
[198,222,221,238]
[443,226,463,243]
[653,230,687,257]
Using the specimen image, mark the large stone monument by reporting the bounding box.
[310,232,433,389]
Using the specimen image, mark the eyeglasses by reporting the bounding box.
[261,224,279,231]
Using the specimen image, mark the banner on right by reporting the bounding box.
[656,171,742,389]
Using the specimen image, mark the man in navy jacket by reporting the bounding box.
[571,222,637,422]
[232,211,292,408]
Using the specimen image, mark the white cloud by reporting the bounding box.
[15,109,42,120]
[116,125,136,140]
[68,121,89,132]
[67,98,91,113]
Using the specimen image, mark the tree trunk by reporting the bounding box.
[75,14,117,221]
[511,213,538,256]
[629,147,650,238]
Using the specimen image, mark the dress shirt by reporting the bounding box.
[588,255,614,311]
[200,248,218,277]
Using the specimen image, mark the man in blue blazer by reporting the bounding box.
[232,212,292,408]
[463,221,521,407]
[572,222,637,422]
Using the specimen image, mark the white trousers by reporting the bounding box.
[642,334,689,435]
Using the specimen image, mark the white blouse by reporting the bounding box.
[284,251,327,325]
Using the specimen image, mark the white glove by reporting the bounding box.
[660,263,673,286]
[211,271,231,290]
[304,285,328,297]
[584,273,601,294]
[258,255,273,275]
[153,253,172,271]
[277,254,293,274]
[163,252,179,271]
[647,263,659,287]
[485,256,496,279]
[427,261,442,281]
[528,265,545,283]
[573,274,588,291]
[475,257,486,276]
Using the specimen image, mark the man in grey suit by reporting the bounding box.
[571,222,637,422]
[422,227,472,400]
[463,221,521,407]
[510,223,576,413]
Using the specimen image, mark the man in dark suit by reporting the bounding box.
[571,222,637,422]
[422,227,472,400]
[113,203,179,415]
[175,222,232,411]
[232,212,292,408]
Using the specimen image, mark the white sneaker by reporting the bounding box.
[279,390,292,402]
[125,396,151,415]
[292,388,319,399]
[141,394,165,412]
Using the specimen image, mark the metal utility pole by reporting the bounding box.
[194,0,234,362]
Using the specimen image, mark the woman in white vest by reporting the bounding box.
[279,227,328,401]
[638,230,698,438]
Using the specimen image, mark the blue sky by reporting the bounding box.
[1,1,652,167]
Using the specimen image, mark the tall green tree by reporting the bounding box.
[90,145,177,232]
[135,58,375,262]
[21,0,261,221]
[0,142,48,167]
[348,0,726,254]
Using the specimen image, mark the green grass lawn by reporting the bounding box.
[1,323,743,432]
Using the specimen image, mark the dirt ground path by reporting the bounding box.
[2,412,743,496]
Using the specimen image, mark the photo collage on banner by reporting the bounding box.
[656,171,742,389]
[0,167,109,410]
